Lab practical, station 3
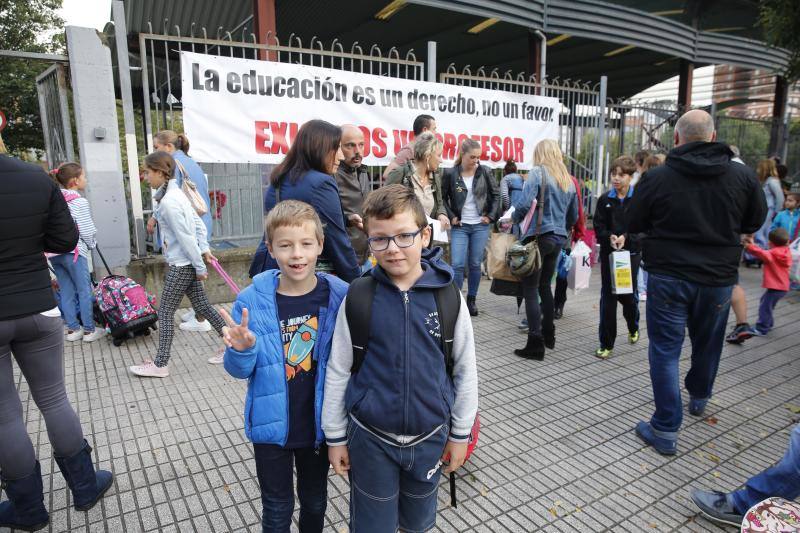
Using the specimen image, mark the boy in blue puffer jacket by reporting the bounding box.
[221,200,348,533]
[323,185,479,532]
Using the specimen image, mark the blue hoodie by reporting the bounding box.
[347,248,455,437]
[223,270,348,447]
[249,170,361,282]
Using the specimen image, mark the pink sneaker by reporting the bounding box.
[208,347,225,365]
[129,359,169,378]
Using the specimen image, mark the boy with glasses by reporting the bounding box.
[323,184,479,532]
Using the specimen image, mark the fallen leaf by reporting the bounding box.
[223,484,230,492]
[480,486,489,496]
[761,388,768,395]
[707,453,721,464]
[549,508,558,518]
[575,507,582,513]
[468,474,477,482]
[554,500,563,507]
[760,432,769,438]
[649,523,658,529]
[705,417,718,426]
[785,404,800,414]
[707,442,716,449]
[339,528,348,533]
[712,471,720,478]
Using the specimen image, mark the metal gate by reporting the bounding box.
[135,25,425,247]
[35,63,74,168]
[439,65,608,213]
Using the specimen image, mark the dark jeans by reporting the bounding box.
[598,252,641,349]
[0,313,85,479]
[348,422,448,533]
[646,273,732,436]
[521,233,566,337]
[756,289,787,334]
[253,444,330,533]
[731,423,800,513]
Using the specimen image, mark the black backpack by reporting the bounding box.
[344,275,467,506]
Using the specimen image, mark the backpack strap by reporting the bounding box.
[347,277,462,376]
[434,282,461,378]
[346,276,377,373]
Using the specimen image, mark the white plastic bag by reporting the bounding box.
[610,250,634,295]
[568,240,592,294]
[790,238,800,290]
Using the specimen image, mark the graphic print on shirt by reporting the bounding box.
[281,314,318,380]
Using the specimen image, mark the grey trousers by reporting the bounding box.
[0,313,84,479]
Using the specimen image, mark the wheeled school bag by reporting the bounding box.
[92,246,158,346]
[345,276,480,507]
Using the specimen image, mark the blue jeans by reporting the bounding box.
[253,444,329,533]
[731,424,800,513]
[50,254,95,332]
[348,421,448,533]
[646,273,732,436]
[451,222,491,297]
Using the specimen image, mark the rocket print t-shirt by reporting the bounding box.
[276,279,329,448]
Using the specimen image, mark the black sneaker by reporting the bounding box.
[725,323,753,344]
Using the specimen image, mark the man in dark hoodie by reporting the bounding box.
[627,109,767,455]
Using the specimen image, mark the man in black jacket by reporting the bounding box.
[626,110,767,455]
[0,155,113,529]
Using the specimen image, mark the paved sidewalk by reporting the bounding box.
[5,266,799,532]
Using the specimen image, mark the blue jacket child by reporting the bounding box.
[224,270,348,447]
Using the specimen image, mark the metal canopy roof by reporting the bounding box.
[117,0,789,100]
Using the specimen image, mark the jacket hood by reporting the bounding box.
[666,141,733,178]
[369,246,454,289]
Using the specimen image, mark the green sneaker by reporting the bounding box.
[595,347,612,359]
[629,331,640,344]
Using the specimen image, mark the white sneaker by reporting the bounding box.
[179,318,212,332]
[129,360,169,378]
[639,291,648,302]
[180,310,195,323]
[82,329,106,343]
[208,347,225,365]
[66,329,84,342]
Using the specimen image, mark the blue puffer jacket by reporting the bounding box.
[344,247,457,436]
[224,270,348,447]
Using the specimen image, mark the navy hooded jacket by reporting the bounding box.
[343,247,458,437]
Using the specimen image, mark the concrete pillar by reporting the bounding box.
[66,26,131,270]
[253,0,277,61]
[678,59,694,113]
[769,75,788,158]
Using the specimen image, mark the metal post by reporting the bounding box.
[426,41,436,82]
[112,0,146,257]
[533,30,547,92]
[618,107,627,156]
[595,76,608,201]
[139,33,154,154]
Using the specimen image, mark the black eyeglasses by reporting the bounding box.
[367,228,423,251]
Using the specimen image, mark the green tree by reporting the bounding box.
[758,0,800,83]
[0,0,65,156]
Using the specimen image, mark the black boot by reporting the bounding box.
[54,440,113,512]
[466,296,478,317]
[0,461,49,532]
[514,335,545,360]
[543,327,556,349]
[554,305,564,320]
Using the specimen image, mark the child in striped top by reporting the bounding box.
[49,162,104,342]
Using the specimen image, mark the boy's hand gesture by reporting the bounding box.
[442,441,468,473]
[329,445,350,476]
[220,308,256,351]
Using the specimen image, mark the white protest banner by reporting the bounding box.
[180,51,559,168]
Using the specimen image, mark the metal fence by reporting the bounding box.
[714,115,773,168]
[439,65,607,214]
[35,63,75,168]
[605,100,679,161]
[135,25,426,247]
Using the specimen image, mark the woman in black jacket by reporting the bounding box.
[442,138,499,316]
[0,155,113,531]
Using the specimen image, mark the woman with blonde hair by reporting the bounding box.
[753,158,784,251]
[511,139,578,360]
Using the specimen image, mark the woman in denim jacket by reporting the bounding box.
[511,140,578,360]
